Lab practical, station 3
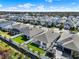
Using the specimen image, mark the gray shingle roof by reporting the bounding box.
[24,27,44,38]
[60,34,79,52]
[33,30,60,44]
[13,24,44,38]
[57,30,71,42]
[0,21,15,28]
[63,42,79,51]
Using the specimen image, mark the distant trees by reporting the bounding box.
[59,23,64,30]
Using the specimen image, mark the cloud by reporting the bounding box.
[45,0,53,3]
[45,0,61,3]
[35,5,45,11]
[0,3,79,12]
[48,6,79,12]
[8,7,17,10]
[1,6,79,12]
[18,3,46,12]
[18,3,35,9]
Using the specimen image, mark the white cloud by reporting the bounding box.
[18,3,35,9]
[48,6,79,12]
[45,0,53,3]
[8,7,17,10]
[35,5,45,11]
[1,6,79,12]
[0,3,79,12]
[45,0,61,3]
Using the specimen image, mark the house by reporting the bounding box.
[7,28,21,36]
[0,19,7,22]
[59,29,71,39]
[52,16,62,27]
[61,16,67,23]
[33,17,39,25]
[76,21,79,30]
[12,23,26,29]
[32,30,60,50]
[57,29,73,43]
[0,21,16,30]
[43,16,53,26]
[64,21,75,30]
[45,17,53,26]
[39,17,46,26]
[12,23,44,39]
[9,15,19,21]
[67,16,75,21]
[20,26,44,38]
[57,32,79,58]
[76,16,79,21]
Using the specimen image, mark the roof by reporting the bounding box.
[58,34,79,52]
[57,30,72,42]
[0,21,15,28]
[63,41,79,52]
[12,23,26,29]
[33,30,60,44]
[13,24,44,38]
[21,27,44,38]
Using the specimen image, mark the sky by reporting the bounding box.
[0,0,79,12]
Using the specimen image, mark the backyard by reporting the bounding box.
[26,42,46,56]
[12,35,29,44]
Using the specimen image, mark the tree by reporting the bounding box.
[70,27,75,31]
[59,23,64,30]
[29,12,33,16]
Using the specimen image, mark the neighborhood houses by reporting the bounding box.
[0,12,79,59]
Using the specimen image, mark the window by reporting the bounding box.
[36,41,40,45]
[43,43,46,46]
[42,43,47,48]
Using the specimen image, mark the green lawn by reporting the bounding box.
[0,30,11,38]
[12,35,29,44]
[26,42,46,56]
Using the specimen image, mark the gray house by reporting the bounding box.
[0,21,16,29]
[32,30,60,50]
[12,24,44,38]
[57,32,79,58]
